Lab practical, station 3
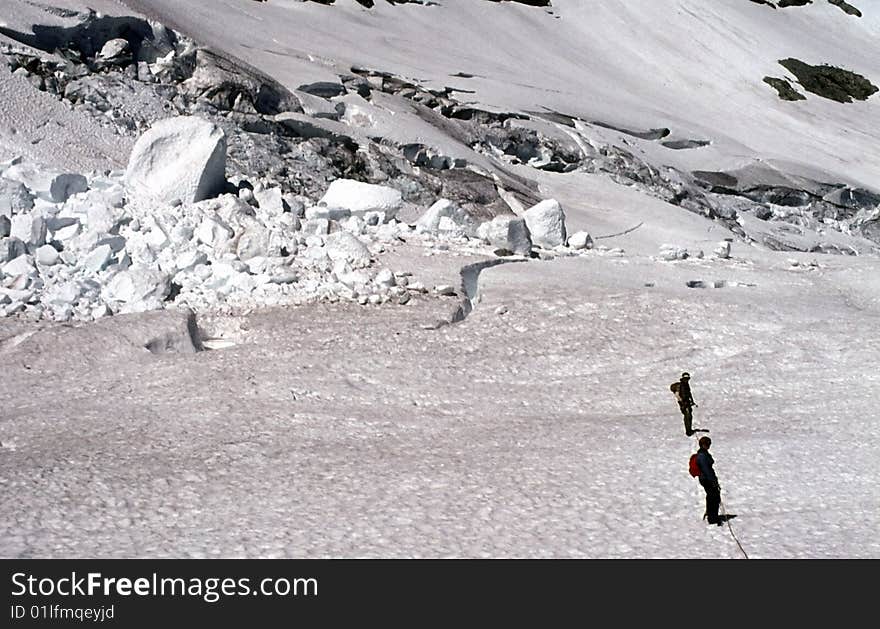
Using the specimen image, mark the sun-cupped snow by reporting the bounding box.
[1,0,879,559]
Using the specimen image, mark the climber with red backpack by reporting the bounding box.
[690,436,734,526]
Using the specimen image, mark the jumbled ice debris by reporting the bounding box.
[0,116,603,321]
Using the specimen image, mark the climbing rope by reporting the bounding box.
[720,495,750,560]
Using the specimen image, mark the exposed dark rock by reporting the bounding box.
[779,58,878,103]
[827,0,862,17]
[763,76,807,101]
[755,1,862,17]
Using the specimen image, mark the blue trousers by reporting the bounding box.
[700,478,721,523]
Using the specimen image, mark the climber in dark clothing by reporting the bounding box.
[696,436,723,525]
[678,372,697,436]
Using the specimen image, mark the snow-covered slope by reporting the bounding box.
[3,0,878,187]
[112,0,880,187]
[1,0,879,558]
[3,242,879,558]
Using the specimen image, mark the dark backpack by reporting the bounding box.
[688,453,701,477]
[670,382,680,394]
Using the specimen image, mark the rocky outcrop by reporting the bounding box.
[763,76,806,101]
[827,0,862,17]
[778,58,878,103]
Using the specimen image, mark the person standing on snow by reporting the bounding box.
[696,436,724,525]
[676,372,697,436]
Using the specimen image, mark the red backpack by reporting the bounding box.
[688,453,701,477]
